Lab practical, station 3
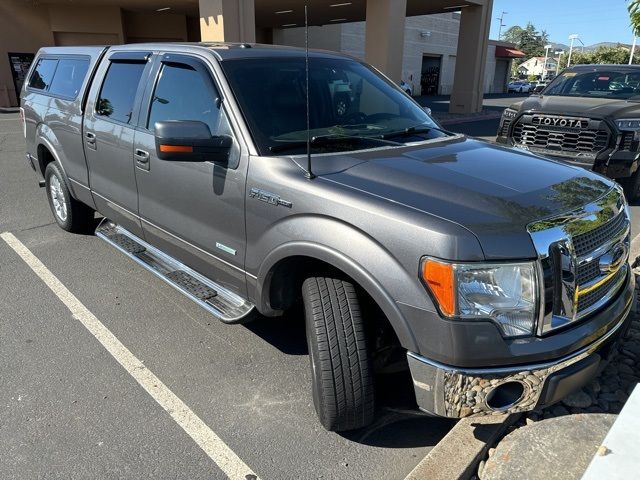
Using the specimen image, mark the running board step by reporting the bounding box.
[96,220,255,324]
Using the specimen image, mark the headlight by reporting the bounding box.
[502,108,518,120]
[421,259,539,338]
[615,119,640,131]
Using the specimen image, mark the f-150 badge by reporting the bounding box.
[249,188,292,208]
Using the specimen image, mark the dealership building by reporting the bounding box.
[0,0,520,112]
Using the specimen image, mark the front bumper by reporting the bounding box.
[408,271,634,418]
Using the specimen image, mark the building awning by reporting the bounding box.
[495,46,526,58]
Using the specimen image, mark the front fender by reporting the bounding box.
[250,216,435,352]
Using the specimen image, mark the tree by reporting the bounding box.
[503,22,550,76]
[503,22,548,57]
[557,46,639,68]
[629,0,640,36]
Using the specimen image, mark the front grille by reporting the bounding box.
[576,261,600,286]
[498,118,512,137]
[577,266,626,313]
[572,212,627,257]
[512,122,609,153]
[529,188,629,335]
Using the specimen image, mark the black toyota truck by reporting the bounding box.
[497,64,640,200]
[21,44,634,431]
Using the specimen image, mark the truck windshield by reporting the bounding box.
[542,69,640,99]
[221,56,444,155]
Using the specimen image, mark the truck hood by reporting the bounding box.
[515,94,640,118]
[309,137,614,259]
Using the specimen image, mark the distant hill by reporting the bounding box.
[548,41,633,53]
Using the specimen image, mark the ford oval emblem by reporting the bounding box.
[599,243,628,274]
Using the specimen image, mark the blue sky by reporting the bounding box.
[489,0,635,46]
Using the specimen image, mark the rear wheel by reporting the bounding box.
[302,276,375,431]
[45,162,94,233]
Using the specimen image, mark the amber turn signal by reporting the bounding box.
[422,259,455,316]
[159,144,193,153]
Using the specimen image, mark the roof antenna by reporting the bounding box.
[304,4,315,179]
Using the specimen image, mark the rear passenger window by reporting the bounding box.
[48,59,89,98]
[29,58,58,90]
[147,63,221,133]
[96,61,146,124]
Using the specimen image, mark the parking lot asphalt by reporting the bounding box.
[0,111,453,479]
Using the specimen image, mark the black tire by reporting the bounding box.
[302,276,375,431]
[45,161,94,233]
[620,170,640,201]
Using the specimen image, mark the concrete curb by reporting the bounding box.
[438,113,502,126]
[404,413,520,480]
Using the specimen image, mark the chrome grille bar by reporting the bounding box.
[528,186,629,335]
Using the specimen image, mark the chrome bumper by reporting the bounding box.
[408,281,633,418]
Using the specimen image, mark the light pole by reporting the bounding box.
[555,50,564,75]
[542,44,552,80]
[630,37,637,64]
[497,11,507,40]
[567,34,579,67]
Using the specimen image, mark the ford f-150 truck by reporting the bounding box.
[497,64,640,200]
[21,43,634,432]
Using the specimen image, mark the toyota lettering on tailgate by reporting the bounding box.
[532,115,589,129]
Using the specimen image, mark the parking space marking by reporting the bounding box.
[0,231,259,480]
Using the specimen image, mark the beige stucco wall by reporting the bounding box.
[122,11,189,43]
[339,13,460,95]
[272,24,344,53]
[48,5,126,44]
[0,1,54,107]
[274,12,504,97]
[0,2,193,107]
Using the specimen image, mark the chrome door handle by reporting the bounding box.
[135,149,149,164]
[85,131,96,144]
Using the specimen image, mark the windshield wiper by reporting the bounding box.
[268,134,402,153]
[380,124,451,140]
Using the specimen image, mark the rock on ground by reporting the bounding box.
[481,414,616,480]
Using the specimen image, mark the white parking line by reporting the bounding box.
[0,231,259,480]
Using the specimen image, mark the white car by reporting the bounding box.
[507,81,531,93]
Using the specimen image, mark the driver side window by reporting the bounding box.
[148,63,221,134]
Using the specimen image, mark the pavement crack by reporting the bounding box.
[18,221,56,232]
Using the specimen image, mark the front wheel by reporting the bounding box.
[303,276,375,431]
[45,162,94,233]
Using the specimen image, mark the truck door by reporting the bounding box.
[132,53,248,296]
[83,51,153,238]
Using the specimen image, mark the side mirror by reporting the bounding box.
[154,120,232,165]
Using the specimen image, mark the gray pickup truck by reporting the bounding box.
[21,43,634,431]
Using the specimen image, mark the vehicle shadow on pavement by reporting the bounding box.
[340,369,455,448]
[246,308,455,448]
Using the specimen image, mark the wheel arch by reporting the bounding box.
[35,128,76,198]
[254,241,420,353]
